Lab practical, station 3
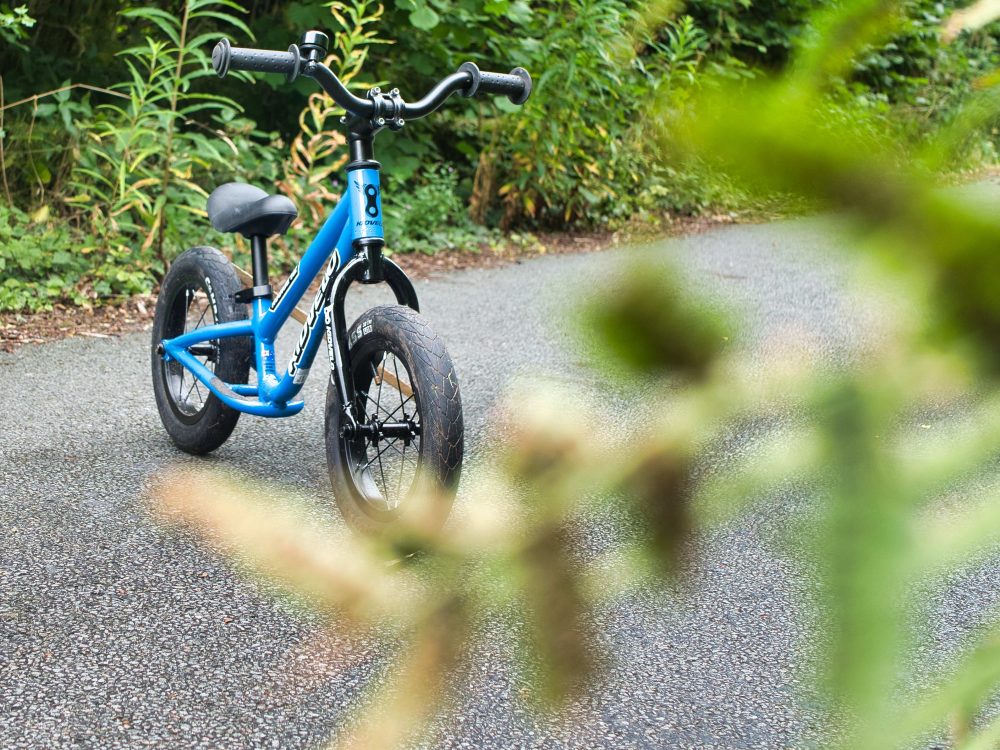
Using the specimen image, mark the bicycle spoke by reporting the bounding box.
[376,440,388,501]
[167,285,217,418]
[350,351,425,510]
[376,353,386,417]
[392,356,406,413]
[361,439,397,473]
[367,361,395,419]
[193,296,210,330]
[396,440,405,507]
[383,439,406,459]
[176,367,187,403]
[384,394,414,422]
[366,390,393,420]
[183,374,199,406]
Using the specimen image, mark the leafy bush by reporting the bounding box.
[0,205,151,311]
[0,205,87,311]
[68,0,253,267]
[384,164,493,254]
[0,0,278,311]
[0,4,33,49]
[4,0,1000,312]
[683,0,814,70]
[276,0,387,229]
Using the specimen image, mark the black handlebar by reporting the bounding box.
[212,38,301,79]
[211,34,533,127]
[458,62,532,106]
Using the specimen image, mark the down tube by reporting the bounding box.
[267,210,356,405]
[259,196,350,342]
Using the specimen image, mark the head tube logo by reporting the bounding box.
[364,184,379,217]
[353,178,383,235]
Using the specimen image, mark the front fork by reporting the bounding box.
[329,134,419,435]
[324,252,419,437]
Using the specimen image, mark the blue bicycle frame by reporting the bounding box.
[160,166,417,419]
[158,35,532,427]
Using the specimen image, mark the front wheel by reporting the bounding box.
[325,305,464,535]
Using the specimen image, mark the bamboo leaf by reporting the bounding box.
[187,9,253,39]
[120,9,180,46]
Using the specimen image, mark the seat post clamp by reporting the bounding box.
[234,284,273,304]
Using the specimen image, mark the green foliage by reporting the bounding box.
[384,165,492,253]
[373,0,706,227]
[585,261,727,378]
[0,4,34,49]
[0,82,97,210]
[0,204,151,311]
[497,0,672,225]
[683,0,815,69]
[0,205,88,311]
[4,0,1000,311]
[69,0,252,266]
[277,0,386,229]
[0,1,272,310]
[657,2,1000,747]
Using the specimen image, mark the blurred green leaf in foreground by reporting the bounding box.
[151,1,1000,748]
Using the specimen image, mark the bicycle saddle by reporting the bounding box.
[207,183,297,238]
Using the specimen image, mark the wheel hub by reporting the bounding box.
[342,415,420,446]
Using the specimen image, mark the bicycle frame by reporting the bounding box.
[159,163,418,419]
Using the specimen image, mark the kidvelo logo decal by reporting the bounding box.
[353,179,382,232]
[287,254,340,382]
[270,266,299,312]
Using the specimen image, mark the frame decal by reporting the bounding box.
[287,253,340,382]
[349,169,383,240]
[269,265,299,312]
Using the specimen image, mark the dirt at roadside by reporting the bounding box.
[0,216,734,354]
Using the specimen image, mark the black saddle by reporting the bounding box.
[206,183,297,237]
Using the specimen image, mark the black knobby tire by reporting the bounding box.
[325,305,464,534]
[151,246,251,455]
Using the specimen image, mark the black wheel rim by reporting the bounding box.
[342,347,423,514]
[160,281,218,423]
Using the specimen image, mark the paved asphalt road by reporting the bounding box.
[2,209,998,749]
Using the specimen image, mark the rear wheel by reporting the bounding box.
[151,246,251,454]
[325,305,464,534]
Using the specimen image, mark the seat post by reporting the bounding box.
[250,235,269,287]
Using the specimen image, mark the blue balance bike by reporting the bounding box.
[151,31,532,533]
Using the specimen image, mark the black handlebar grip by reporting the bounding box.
[458,62,532,105]
[212,38,302,81]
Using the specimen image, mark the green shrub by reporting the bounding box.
[384,165,493,254]
[0,206,85,311]
[68,0,253,269]
[0,4,33,49]
[0,204,153,312]
[5,0,1000,313]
